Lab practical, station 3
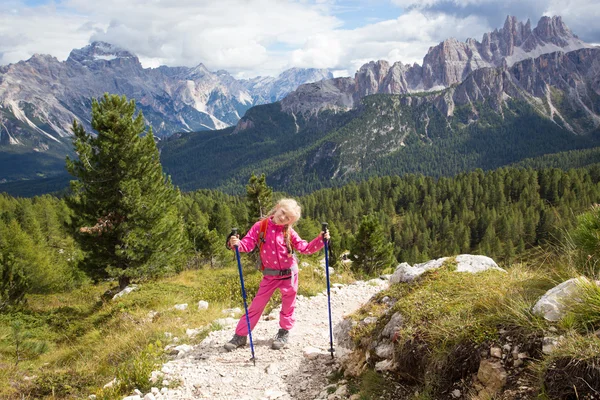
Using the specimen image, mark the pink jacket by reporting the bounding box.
[237,217,324,271]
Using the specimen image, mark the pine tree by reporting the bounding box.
[66,94,189,288]
[246,173,273,221]
[0,252,28,311]
[349,214,396,275]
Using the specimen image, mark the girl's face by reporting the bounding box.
[272,207,294,226]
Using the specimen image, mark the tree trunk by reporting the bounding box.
[119,275,130,290]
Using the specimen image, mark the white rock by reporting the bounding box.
[174,303,188,311]
[134,389,143,396]
[122,396,141,400]
[143,394,156,400]
[490,347,502,358]
[542,336,562,354]
[374,359,395,371]
[103,378,118,389]
[375,342,394,359]
[303,346,325,359]
[334,385,348,396]
[149,371,161,383]
[454,254,504,273]
[390,255,504,283]
[150,387,160,395]
[451,389,461,398]
[214,317,237,327]
[390,260,444,283]
[174,344,193,357]
[380,312,404,338]
[112,285,138,299]
[197,300,209,310]
[362,316,377,325]
[532,277,589,321]
[186,328,202,338]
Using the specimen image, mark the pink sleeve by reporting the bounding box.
[238,221,261,253]
[290,228,324,254]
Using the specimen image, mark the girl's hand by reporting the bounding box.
[229,236,240,248]
[320,230,330,240]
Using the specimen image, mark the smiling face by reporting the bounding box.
[269,198,301,226]
[272,207,294,226]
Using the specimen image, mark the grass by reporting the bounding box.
[0,257,343,399]
[346,255,572,397]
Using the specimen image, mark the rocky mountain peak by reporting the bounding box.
[279,14,595,118]
[186,63,213,79]
[534,16,573,44]
[355,60,391,97]
[67,41,140,67]
[277,67,332,83]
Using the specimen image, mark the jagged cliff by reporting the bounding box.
[280,16,594,116]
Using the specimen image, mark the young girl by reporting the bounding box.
[225,198,329,351]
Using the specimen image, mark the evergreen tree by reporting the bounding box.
[66,94,189,288]
[349,214,396,275]
[246,173,273,221]
[196,228,230,268]
[0,252,28,311]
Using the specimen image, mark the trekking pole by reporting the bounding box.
[231,228,256,366]
[322,222,335,358]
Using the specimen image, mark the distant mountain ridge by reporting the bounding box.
[0,42,332,182]
[279,16,594,116]
[0,41,332,142]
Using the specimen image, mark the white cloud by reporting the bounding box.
[291,10,491,74]
[0,4,98,65]
[0,0,598,78]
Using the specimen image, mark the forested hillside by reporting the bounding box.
[161,94,600,195]
[4,165,600,288]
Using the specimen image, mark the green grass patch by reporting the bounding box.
[0,259,344,399]
[349,261,559,395]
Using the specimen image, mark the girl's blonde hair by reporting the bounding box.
[268,198,301,225]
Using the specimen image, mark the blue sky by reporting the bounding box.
[1,0,599,78]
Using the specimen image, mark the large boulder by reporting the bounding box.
[390,254,504,283]
[532,277,590,321]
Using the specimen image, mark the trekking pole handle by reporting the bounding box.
[321,222,328,242]
[230,228,239,248]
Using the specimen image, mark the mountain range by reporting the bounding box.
[0,42,331,182]
[158,15,600,193]
[1,15,599,196]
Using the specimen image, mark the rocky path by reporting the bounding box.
[160,279,388,400]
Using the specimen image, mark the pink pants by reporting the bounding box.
[234,272,299,336]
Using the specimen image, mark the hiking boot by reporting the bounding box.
[271,328,289,350]
[223,334,247,351]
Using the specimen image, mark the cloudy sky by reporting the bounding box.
[1,0,599,78]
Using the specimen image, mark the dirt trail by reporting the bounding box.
[160,279,388,400]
